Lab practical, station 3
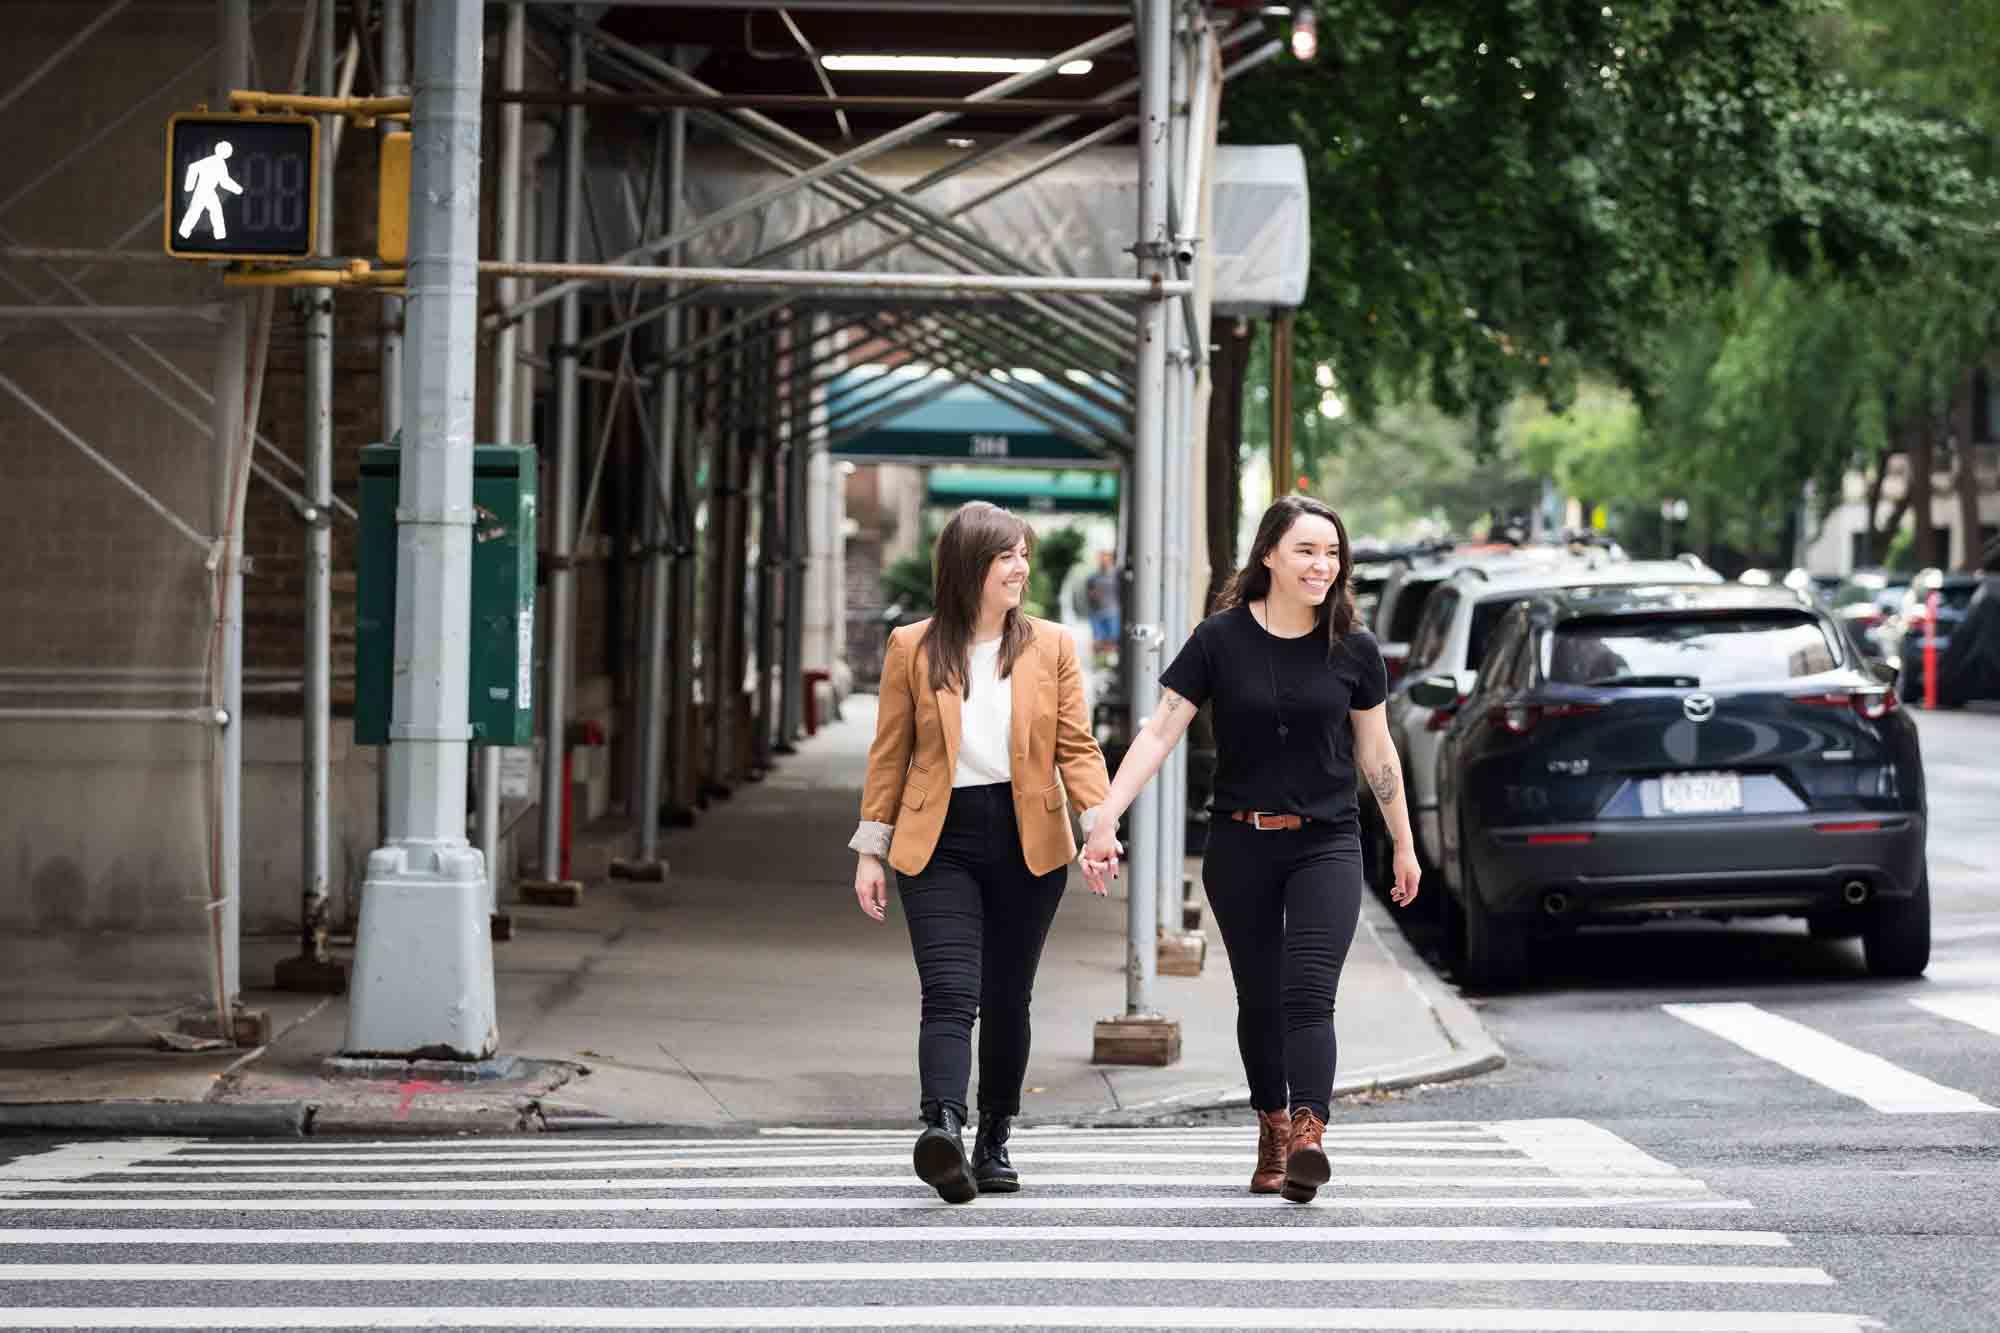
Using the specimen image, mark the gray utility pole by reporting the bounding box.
[277,0,347,995]
[483,1,526,928]
[373,0,406,879]
[523,24,588,902]
[343,0,497,1059]
[208,0,251,1027]
[1092,0,1180,1068]
[778,310,808,754]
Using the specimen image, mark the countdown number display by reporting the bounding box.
[164,112,319,259]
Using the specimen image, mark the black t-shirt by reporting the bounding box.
[1159,605,1388,827]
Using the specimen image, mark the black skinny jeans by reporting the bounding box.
[898,782,1067,1121]
[1201,816,1365,1121]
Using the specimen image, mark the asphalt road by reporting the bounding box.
[0,706,1992,1331]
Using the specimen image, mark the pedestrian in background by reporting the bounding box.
[851,501,1114,1204]
[1086,550,1123,659]
[1081,495,1421,1202]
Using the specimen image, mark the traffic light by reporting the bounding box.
[164,112,319,260]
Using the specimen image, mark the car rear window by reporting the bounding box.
[1939,583,1979,613]
[1547,613,1840,687]
[1386,578,1443,643]
[1466,599,1519,672]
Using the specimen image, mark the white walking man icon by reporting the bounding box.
[177,141,243,241]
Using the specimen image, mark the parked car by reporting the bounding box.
[1830,570,1910,660]
[1886,570,1985,702]
[1372,559,1725,898]
[1371,544,1585,691]
[1423,583,1928,988]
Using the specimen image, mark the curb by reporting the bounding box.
[1106,895,1504,1124]
[0,1101,308,1138]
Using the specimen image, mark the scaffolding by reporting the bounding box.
[0,0,1296,1062]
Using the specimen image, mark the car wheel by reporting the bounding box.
[1456,829,1529,991]
[1805,911,1865,940]
[1864,866,1931,978]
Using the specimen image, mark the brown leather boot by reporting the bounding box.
[1249,1109,1291,1194]
[1281,1107,1330,1203]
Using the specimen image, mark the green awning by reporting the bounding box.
[925,468,1120,515]
[829,370,1123,468]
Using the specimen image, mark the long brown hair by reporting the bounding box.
[1214,495,1356,659]
[920,501,1036,697]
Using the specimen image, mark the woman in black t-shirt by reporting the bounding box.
[1081,496,1421,1202]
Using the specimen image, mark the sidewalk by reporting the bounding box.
[0,697,1500,1136]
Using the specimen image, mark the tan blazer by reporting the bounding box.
[856,616,1110,878]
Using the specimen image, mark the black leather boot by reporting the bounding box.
[911,1103,978,1204]
[971,1112,1020,1194]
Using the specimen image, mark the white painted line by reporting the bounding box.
[0,1307,1885,1330]
[755,1122,1498,1137]
[0,1225,1790,1247]
[1486,1122,1685,1179]
[159,1138,1519,1163]
[117,1144,1528,1168]
[0,1194,1754,1213]
[0,1140,185,1182]
[1662,1002,1998,1114]
[1910,992,2000,1039]
[0,1260,1835,1284]
[173,1127,1503,1151]
[0,1172,1713,1194]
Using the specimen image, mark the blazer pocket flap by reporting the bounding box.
[1040,781,1064,813]
[902,784,929,812]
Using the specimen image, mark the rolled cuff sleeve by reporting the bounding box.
[848,820,894,857]
[1077,806,1105,836]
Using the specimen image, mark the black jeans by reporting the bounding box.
[898,782,1068,1121]
[1201,816,1365,1120]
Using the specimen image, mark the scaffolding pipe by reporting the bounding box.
[374,0,407,866]
[1156,7,1192,941]
[486,259,1183,300]
[0,0,132,117]
[779,311,808,751]
[0,708,228,725]
[489,90,1134,117]
[637,102,687,866]
[537,24,587,889]
[856,321,1126,457]
[482,1,526,914]
[485,20,1135,332]
[666,308,700,819]
[754,331,781,772]
[344,0,495,1058]
[1122,0,1172,1021]
[289,0,338,982]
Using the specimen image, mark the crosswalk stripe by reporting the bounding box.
[0,1195,1756,1213]
[1661,1002,1998,1114]
[0,1172,1714,1194]
[113,1151,1534,1175]
[157,1138,1518,1162]
[0,1260,1836,1284]
[0,1307,1885,1330]
[0,1225,1791,1246]
[1909,992,2000,1039]
[166,1127,1501,1152]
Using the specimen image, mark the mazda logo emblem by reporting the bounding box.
[1682,692,1716,723]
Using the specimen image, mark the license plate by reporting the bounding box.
[1661,771,1743,815]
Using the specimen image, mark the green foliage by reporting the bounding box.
[1221,1,1996,438]
[1035,525,1088,603]
[1310,395,1542,541]
[879,520,939,617]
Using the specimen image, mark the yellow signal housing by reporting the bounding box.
[378,130,411,265]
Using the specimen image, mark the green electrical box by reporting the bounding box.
[354,444,538,747]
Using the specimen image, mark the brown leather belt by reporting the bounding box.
[1230,810,1307,831]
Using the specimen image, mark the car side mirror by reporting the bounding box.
[1407,675,1461,710]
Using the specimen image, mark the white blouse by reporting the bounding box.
[953,638,1013,787]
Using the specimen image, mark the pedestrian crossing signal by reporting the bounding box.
[164,112,319,259]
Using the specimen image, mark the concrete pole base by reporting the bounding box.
[179,1008,272,1048]
[518,878,586,907]
[273,954,349,995]
[607,858,669,882]
[1157,930,1207,977]
[1091,1013,1182,1067]
[1181,876,1204,931]
[343,844,497,1060]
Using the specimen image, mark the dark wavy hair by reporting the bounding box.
[919,501,1036,698]
[1214,495,1356,659]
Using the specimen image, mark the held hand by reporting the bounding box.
[1390,842,1422,909]
[854,854,888,922]
[1080,823,1124,892]
[1077,848,1110,897]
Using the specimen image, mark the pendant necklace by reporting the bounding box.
[1253,601,1289,741]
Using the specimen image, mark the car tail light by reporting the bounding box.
[1815,819,1884,833]
[1384,652,1409,686]
[1527,832,1594,846]
[1487,701,1602,735]
[1793,689,1898,721]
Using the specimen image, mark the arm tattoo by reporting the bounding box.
[1158,690,1188,719]
[1369,760,1398,806]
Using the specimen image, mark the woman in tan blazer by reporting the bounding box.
[850,501,1112,1204]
